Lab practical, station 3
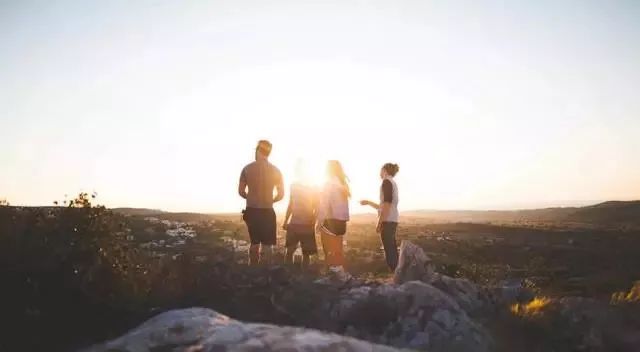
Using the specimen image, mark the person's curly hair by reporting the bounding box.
[382,163,399,176]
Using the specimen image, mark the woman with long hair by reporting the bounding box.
[360,163,400,271]
[316,160,351,278]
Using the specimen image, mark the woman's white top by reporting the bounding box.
[379,176,399,223]
[317,176,350,223]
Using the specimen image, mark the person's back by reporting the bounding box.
[238,140,284,265]
[241,159,282,209]
[289,183,316,225]
[316,160,351,279]
[283,182,318,266]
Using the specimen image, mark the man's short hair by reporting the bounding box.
[256,140,272,157]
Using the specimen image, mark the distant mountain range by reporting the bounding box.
[402,201,640,226]
[112,200,640,227]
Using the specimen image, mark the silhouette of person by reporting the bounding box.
[361,163,400,270]
[317,160,351,279]
[282,159,318,267]
[238,140,284,265]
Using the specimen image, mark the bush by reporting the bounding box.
[0,194,319,351]
[0,194,150,351]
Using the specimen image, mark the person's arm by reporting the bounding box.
[311,188,319,221]
[315,186,328,231]
[282,195,292,230]
[273,169,285,203]
[360,200,380,210]
[238,168,248,199]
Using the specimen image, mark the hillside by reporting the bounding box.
[113,201,640,227]
[567,201,640,224]
[111,208,165,216]
[403,200,640,227]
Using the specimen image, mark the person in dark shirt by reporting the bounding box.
[238,140,284,265]
[360,163,400,270]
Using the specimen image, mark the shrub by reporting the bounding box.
[0,194,149,351]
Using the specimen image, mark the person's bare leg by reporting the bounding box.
[261,245,273,265]
[249,244,260,266]
[285,246,296,265]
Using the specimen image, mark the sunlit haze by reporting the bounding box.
[2,1,639,212]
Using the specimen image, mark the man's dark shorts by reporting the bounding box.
[286,223,317,255]
[243,207,276,245]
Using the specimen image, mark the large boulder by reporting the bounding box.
[431,275,485,313]
[393,240,436,285]
[327,281,493,352]
[394,240,532,314]
[81,308,403,352]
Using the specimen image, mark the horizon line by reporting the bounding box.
[6,198,640,215]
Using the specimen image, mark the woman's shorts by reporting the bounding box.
[320,219,347,236]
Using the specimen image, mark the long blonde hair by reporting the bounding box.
[326,160,351,198]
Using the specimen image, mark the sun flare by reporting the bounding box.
[286,157,327,188]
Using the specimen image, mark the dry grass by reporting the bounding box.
[510,296,552,317]
[610,281,640,304]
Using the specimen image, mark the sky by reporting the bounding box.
[1,0,639,213]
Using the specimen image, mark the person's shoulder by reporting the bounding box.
[268,162,282,174]
[242,161,256,172]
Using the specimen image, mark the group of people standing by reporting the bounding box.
[238,140,400,276]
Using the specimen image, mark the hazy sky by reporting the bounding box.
[1,0,639,212]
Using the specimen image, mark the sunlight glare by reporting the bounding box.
[289,157,326,188]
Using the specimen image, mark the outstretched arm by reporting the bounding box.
[360,200,380,210]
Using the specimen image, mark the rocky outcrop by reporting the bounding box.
[305,241,509,351]
[83,241,532,352]
[394,241,532,314]
[393,240,436,285]
[82,308,403,352]
[328,281,493,352]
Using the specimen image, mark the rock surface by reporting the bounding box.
[82,308,403,352]
[83,241,532,352]
[393,240,436,285]
[394,241,530,314]
[326,280,493,352]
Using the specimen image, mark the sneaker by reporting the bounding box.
[329,266,353,282]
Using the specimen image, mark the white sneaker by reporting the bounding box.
[329,266,353,282]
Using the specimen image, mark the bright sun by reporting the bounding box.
[289,157,326,188]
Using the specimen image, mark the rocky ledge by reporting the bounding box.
[82,241,532,352]
[82,307,403,352]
